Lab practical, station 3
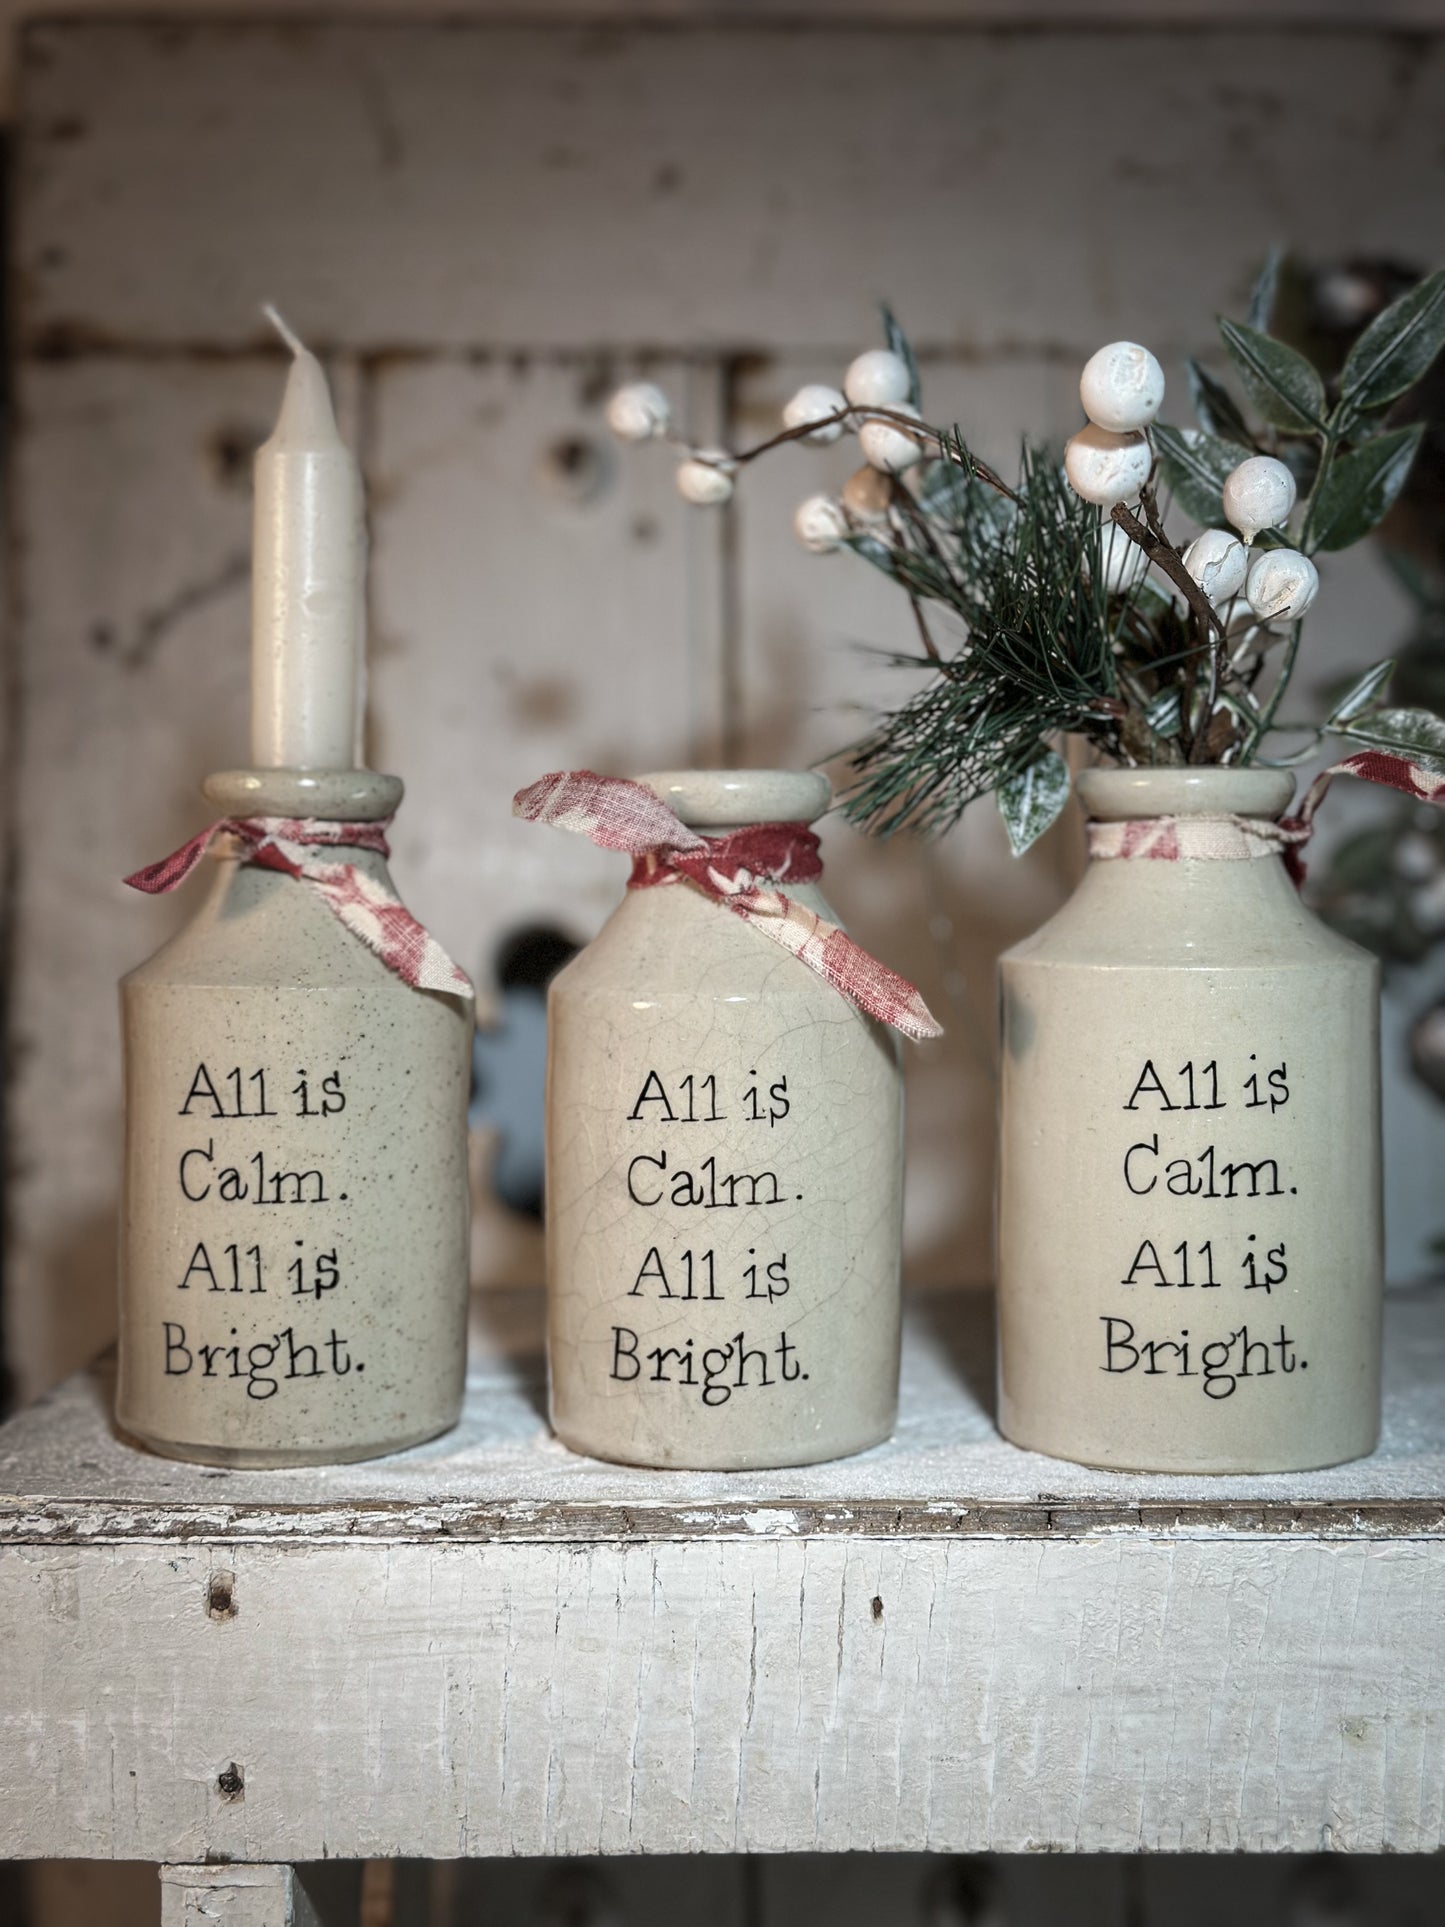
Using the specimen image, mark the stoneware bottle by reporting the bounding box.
[998,767,1382,1474]
[117,313,473,1466]
[118,768,473,1466]
[546,770,904,1470]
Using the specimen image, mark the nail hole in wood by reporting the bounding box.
[539,433,610,505]
[208,423,264,491]
[206,1571,236,1620]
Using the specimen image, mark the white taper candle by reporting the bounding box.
[250,307,365,769]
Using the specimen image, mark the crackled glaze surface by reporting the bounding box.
[998,767,1382,1474]
[545,771,904,1470]
[118,771,473,1466]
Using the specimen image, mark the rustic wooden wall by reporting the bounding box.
[7,18,1445,1416]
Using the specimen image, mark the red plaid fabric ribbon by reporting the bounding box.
[513,771,942,1041]
[124,817,472,996]
[1087,751,1445,883]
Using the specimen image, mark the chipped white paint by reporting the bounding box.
[160,1863,320,1927]
[3,1529,1445,1859]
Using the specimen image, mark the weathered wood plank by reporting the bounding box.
[2,1302,1443,1862]
[2,1531,1443,1859]
[19,25,1445,354]
[160,1863,321,1927]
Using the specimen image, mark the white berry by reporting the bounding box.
[844,348,912,408]
[1182,528,1249,605]
[1064,426,1151,507]
[606,381,671,443]
[1080,341,1165,433]
[794,494,849,553]
[842,465,893,523]
[859,403,925,475]
[1223,456,1297,543]
[676,451,734,507]
[783,384,848,445]
[1245,547,1319,623]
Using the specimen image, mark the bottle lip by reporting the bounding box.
[637,768,832,828]
[1077,766,1296,822]
[202,768,403,822]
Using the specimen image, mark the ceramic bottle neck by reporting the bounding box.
[638,768,832,834]
[203,767,404,823]
[1077,765,1295,827]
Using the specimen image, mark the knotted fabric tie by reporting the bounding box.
[1087,750,1445,884]
[124,816,472,996]
[513,771,942,1041]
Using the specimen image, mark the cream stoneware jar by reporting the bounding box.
[545,770,904,1470]
[998,766,1382,1475]
[118,769,473,1467]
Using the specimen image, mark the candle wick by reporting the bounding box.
[262,302,307,360]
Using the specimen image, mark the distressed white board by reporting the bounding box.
[159,1864,321,1927]
[3,1531,1445,1860]
[18,25,1445,354]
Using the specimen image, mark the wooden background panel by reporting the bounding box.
[367,356,725,980]
[5,357,334,1404]
[18,25,1445,354]
[9,21,1445,1402]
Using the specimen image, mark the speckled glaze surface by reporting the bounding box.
[998,767,1382,1475]
[545,770,904,1470]
[117,771,473,1466]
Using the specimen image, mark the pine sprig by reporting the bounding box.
[840,445,1129,838]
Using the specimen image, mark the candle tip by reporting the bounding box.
[262,303,308,360]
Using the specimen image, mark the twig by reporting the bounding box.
[708,406,1021,505]
[908,594,941,662]
[1110,489,1226,763]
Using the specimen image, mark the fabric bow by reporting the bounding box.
[513,771,942,1041]
[124,816,472,996]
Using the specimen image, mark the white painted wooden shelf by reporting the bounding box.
[2,1287,1445,1863]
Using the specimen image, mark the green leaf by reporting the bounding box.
[1304,425,1423,552]
[1153,422,1253,525]
[1248,247,1284,333]
[1216,685,1262,730]
[881,303,921,411]
[1337,268,1445,420]
[996,750,1071,856]
[1334,704,1445,773]
[1186,358,1253,445]
[1144,688,1182,739]
[1327,660,1395,726]
[1218,317,1326,432]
